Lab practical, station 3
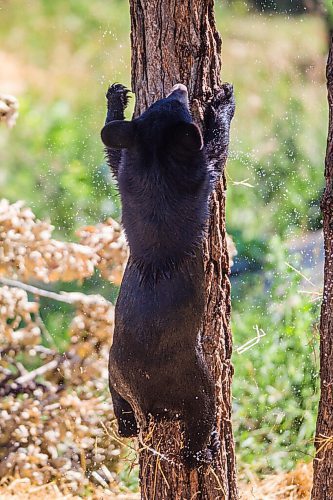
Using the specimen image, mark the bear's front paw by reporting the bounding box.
[210,83,235,119]
[106,83,131,111]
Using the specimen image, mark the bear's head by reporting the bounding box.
[101,84,203,156]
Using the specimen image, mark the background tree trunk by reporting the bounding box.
[312,35,333,500]
[128,1,238,498]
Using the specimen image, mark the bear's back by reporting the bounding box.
[118,148,211,267]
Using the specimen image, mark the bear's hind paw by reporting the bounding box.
[210,83,235,119]
[182,447,214,470]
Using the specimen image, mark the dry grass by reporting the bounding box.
[239,462,312,499]
[0,463,312,499]
[0,477,140,499]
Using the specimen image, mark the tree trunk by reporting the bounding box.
[312,35,333,500]
[128,1,238,499]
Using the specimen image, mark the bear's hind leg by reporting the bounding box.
[110,385,139,438]
[182,388,216,469]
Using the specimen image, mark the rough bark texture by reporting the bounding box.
[312,36,333,500]
[128,1,237,498]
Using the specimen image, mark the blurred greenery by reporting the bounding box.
[232,237,320,472]
[0,0,326,479]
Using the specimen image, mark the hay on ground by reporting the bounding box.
[0,462,312,499]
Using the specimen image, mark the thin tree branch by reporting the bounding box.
[15,359,59,385]
[35,313,58,348]
[0,277,75,304]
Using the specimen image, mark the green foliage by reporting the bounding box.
[323,0,333,29]
[0,0,130,235]
[216,7,327,260]
[232,237,320,472]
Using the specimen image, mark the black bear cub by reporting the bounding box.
[101,82,235,469]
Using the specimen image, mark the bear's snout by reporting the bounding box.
[167,83,189,108]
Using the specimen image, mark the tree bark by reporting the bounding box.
[312,35,333,500]
[128,1,238,498]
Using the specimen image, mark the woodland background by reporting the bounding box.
[0,0,330,496]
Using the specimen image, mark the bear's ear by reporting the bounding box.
[101,120,135,149]
[169,122,203,153]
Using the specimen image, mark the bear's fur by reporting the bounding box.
[101,82,235,469]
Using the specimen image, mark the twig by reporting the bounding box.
[236,325,266,355]
[315,434,333,456]
[14,361,28,377]
[35,313,57,348]
[0,379,53,398]
[100,420,176,466]
[226,171,254,188]
[0,277,74,304]
[33,345,57,356]
[285,262,317,288]
[299,290,322,296]
[91,471,110,489]
[231,178,254,188]
[209,465,227,496]
[15,359,60,384]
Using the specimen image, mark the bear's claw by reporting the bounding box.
[210,83,235,119]
[106,83,131,111]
